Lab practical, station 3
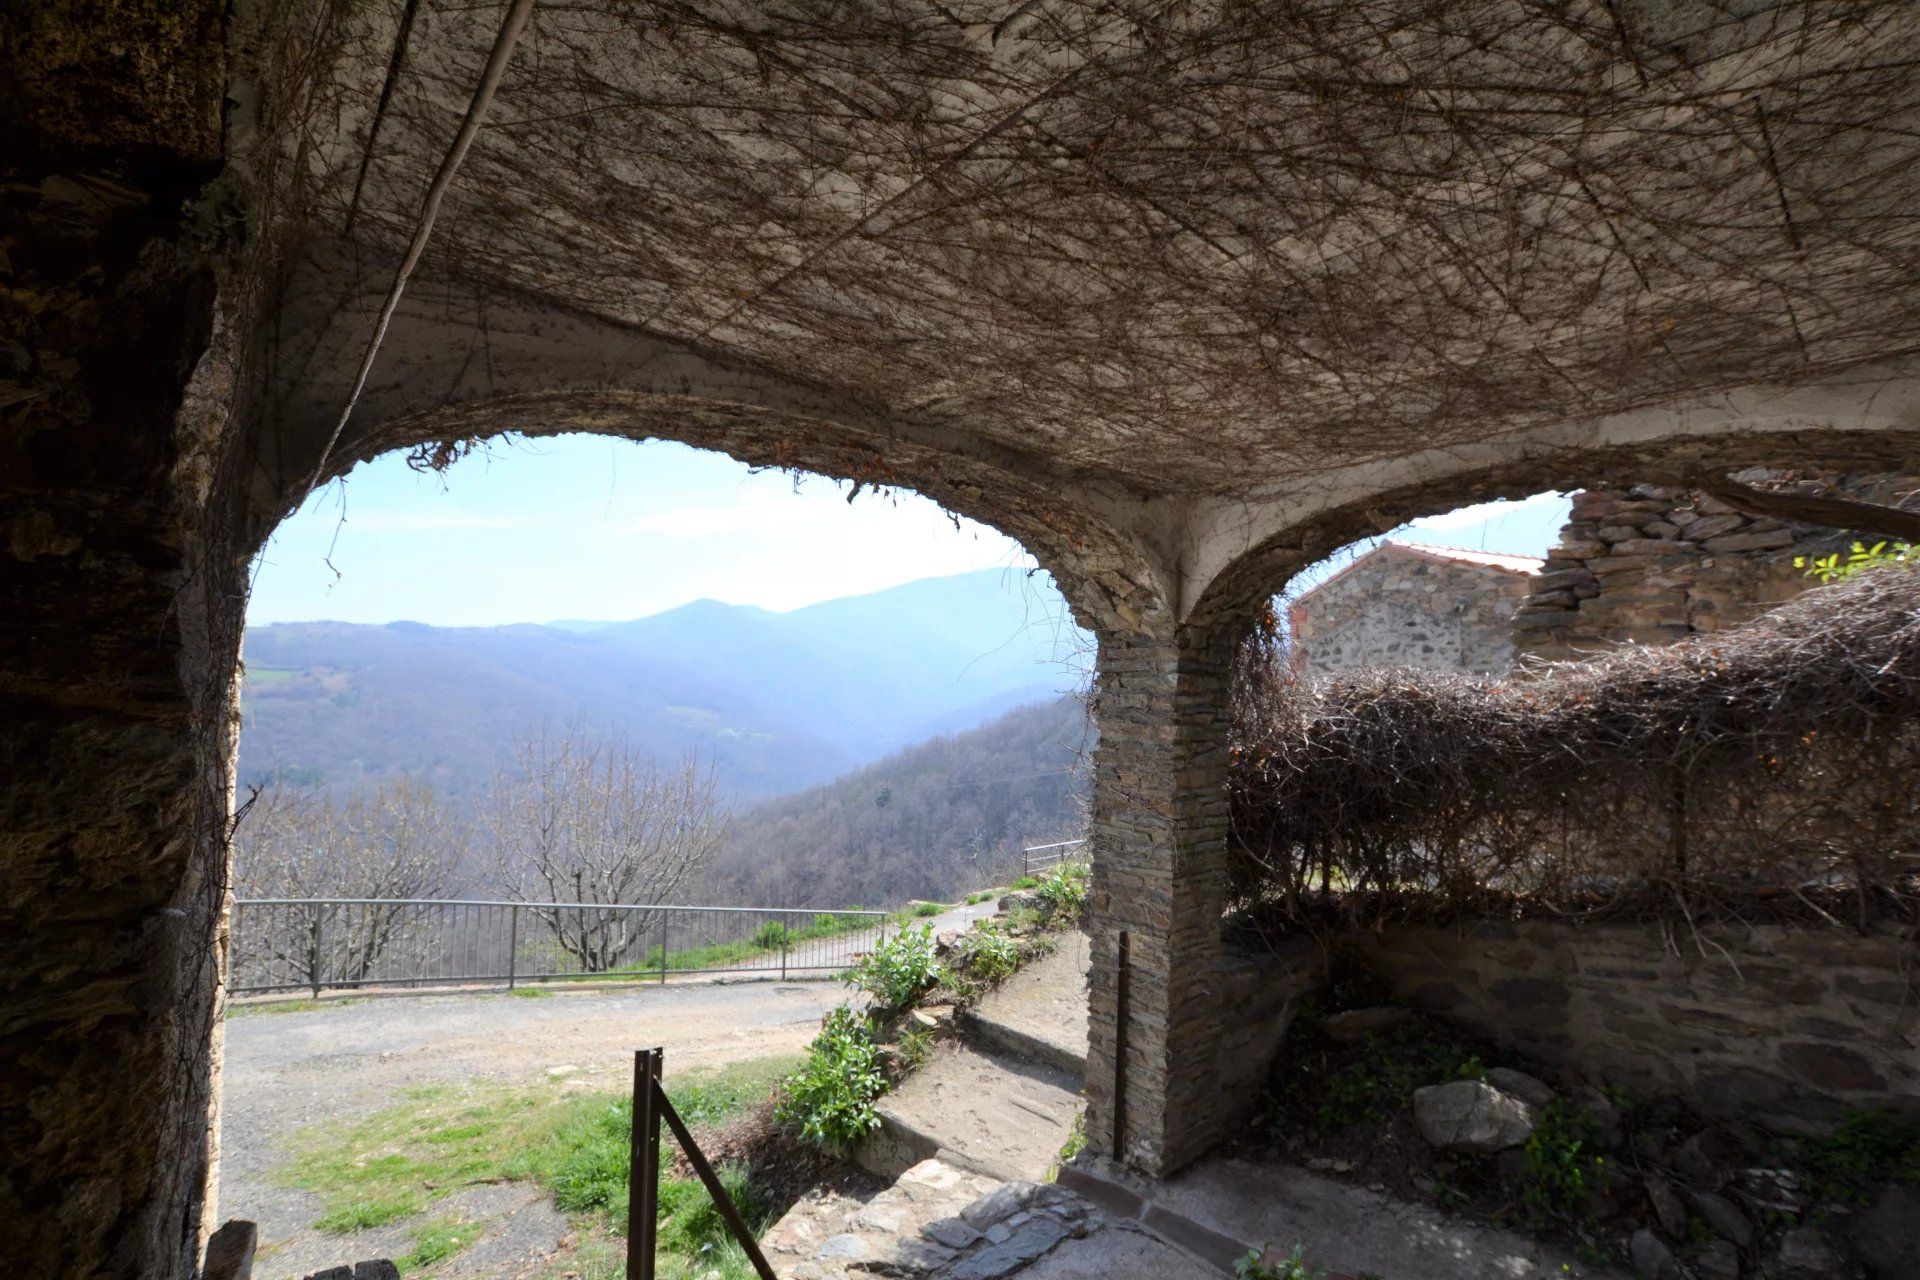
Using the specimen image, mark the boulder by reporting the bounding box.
[1766,1227,1861,1280]
[1644,1177,1688,1239]
[1844,1184,1920,1280]
[1484,1067,1557,1110]
[1685,1188,1755,1248]
[1694,1240,1741,1280]
[1412,1080,1536,1154]
[1630,1229,1678,1280]
[1674,1129,1748,1190]
[996,891,1048,914]
[1320,1007,1412,1043]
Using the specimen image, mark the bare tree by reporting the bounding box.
[485,727,726,972]
[232,778,458,994]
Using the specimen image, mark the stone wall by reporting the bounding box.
[1512,475,1920,660]
[1346,920,1920,1135]
[1289,544,1539,677]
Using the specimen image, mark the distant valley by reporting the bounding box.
[239,568,1088,804]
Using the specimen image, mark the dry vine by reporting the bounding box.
[1230,568,1920,931]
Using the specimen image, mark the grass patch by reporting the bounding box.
[397,1218,476,1273]
[284,1056,800,1275]
[227,997,363,1019]
[911,902,942,917]
[508,986,553,998]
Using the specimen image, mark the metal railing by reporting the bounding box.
[1021,838,1087,880]
[229,898,888,996]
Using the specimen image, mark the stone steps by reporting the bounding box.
[955,937,1090,1079]
[862,1041,1083,1183]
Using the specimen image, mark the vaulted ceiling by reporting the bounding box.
[277,0,1920,493]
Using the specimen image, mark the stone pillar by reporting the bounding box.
[1,56,244,1276]
[1082,621,1238,1175]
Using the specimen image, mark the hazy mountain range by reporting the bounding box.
[239,569,1087,802]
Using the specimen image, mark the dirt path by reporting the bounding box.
[220,980,844,1278]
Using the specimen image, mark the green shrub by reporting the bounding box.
[1234,1243,1326,1280]
[1520,1103,1606,1225]
[912,902,941,917]
[1035,863,1088,914]
[752,921,791,949]
[1805,1109,1920,1204]
[844,925,943,1010]
[959,922,1021,983]
[776,1007,889,1148]
[1010,876,1040,890]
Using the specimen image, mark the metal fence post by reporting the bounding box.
[658,911,669,985]
[506,904,519,990]
[627,1047,662,1280]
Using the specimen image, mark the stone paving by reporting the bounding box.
[763,1157,1213,1280]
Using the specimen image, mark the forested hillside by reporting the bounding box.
[707,696,1093,908]
[239,569,1084,803]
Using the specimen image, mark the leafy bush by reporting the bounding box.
[752,921,791,949]
[959,922,1021,982]
[1035,863,1088,915]
[1804,1109,1920,1204]
[1520,1103,1606,1225]
[1312,1021,1482,1132]
[1234,1243,1326,1280]
[776,1006,889,1148]
[844,925,943,1010]
[912,902,941,917]
[1010,876,1040,890]
[1797,540,1919,583]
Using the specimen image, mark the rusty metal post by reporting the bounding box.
[1113,929,1130,1157]
[627,1047,663,1280]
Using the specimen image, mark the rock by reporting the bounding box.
[1767,1227,1861,1280]
[1844,1184,1920,1280]
[1320,1006,1412,1042]
[1485,1067,1557,1110]
[922,1216,982,1250]
[352,1267,400,1280]
[1631,1228,1678,1280]
[935,929,963,952]
[818,1234,870,1262]
[1694,1239,1742,1280]
[203,1220,257,1280]
[1674,1129,1748,1189]
[545,1064,579,1079]
[961,1182,1043,1229]
[1577,1086,1624,1149]
[1412,1080,1537,1153]
[949,1216,1071,1280]
[1734,1167,1806,1218]
[996,891,1048,914]
[1686,1188,1755,1248]
[1645,1177,1688,1239]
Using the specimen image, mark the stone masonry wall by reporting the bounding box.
[1347,921,1920,1135]
[1290,544,1539,677]
[1513,474,1920,660]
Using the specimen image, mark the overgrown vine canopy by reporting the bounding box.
[1229,569,1920,929]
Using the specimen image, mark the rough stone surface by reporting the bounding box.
[1694,1240,1742,1280]
[1686,1189,1755,1248]
[1630,1229,1677,1280]
[1412,1081,1537,1153]
[1767,1227,1861,1280]
[1485,1067,1559,1110]
[1288,542,1541,676]
[1349,922,1920,1135]
[1513,476,1920,661]
[1844,1184,1920,1280]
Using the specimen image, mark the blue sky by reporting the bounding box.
[248,434,1572,626]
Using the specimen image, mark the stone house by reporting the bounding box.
[1287,542,1543,677]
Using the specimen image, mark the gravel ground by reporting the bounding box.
[219,897,1003,1279]
[220,979,844,1278]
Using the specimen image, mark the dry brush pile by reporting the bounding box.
[1229,569,1920,929]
